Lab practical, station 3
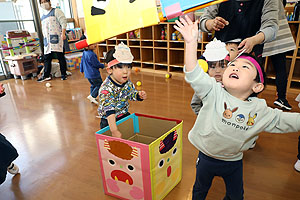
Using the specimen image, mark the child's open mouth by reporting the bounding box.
[229,73,239,79]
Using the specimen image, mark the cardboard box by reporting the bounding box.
[65,52,82,70]
[95,113,183,200]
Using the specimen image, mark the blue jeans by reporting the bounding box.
[192,151,244,200]
[88,78,103,98]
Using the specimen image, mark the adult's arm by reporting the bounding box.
[55,8,67,40]
[199,0,278,43]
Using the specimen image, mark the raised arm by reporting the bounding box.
[174,15,198,72]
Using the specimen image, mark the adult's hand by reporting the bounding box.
[238,32,265,53]
[206,17,229,31]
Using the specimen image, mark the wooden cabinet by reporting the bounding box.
[96,22,300,92]
[95,22,211,77]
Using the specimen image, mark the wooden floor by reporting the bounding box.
[0,69,299,200]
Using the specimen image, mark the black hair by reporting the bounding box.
[39,0,50,4]
[239,53,267,97]
[105,48,132,69]
[207,59,228,69]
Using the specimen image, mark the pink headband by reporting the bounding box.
[107,59,120,68]
[239,55,264,84]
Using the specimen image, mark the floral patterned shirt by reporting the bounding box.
[97,76,142,119]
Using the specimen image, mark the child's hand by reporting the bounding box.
[111,130,122,138]
[0,84,5,94]
[174,15,199,44]
[139,91,147,100]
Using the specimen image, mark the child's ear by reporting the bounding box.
[252,82,264,94]
[106,67,113,74]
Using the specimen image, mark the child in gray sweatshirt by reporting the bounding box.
[175,16,300,200]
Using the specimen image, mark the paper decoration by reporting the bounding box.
[96,113,183,200]
[160,0,228,20]
[82,0,159,45]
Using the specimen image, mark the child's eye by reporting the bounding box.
[242,65,249,69]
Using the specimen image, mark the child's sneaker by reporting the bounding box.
[7,163,19,175]
[294,159,300,172]
[249,141,256,149]
[87,95,98,105]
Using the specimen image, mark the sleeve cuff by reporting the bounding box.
[258,27,276,43]
[199,19,209,32]
[184,63,203,83]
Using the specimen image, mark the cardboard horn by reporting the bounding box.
[75,39,88,49]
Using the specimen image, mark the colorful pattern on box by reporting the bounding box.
[65,52,83,70]
[95,113,183,200]
[149,129,182,200]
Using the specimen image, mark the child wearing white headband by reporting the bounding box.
[175,15,300,200]
[97,43,147,138]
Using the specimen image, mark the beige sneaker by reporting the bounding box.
[87,95,98,105]
[7,163,19,175]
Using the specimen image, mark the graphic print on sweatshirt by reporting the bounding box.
[222,102,257,131]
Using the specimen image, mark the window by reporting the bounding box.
[38,0,74,29]
[0,0,35,35]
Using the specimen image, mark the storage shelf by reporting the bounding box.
[95,21,300,85]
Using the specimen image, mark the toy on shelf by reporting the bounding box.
[161,28,166,40]
[96,113,183,200]
[129,31,136,39]
[1,30,38,80]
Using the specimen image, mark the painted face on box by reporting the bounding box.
[100,139,144,199]
[152,129,182,199]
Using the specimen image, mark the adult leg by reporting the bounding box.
[270,53,287,99]
[56,52,67,77]
[43,52,54,78]
[192,152,215,200]
[222,160,244,200]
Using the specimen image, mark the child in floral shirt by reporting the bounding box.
[98,43,147,138]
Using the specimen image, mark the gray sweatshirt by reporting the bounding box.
[185,65,300,161]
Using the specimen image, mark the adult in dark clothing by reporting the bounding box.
[199,0,278,64]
